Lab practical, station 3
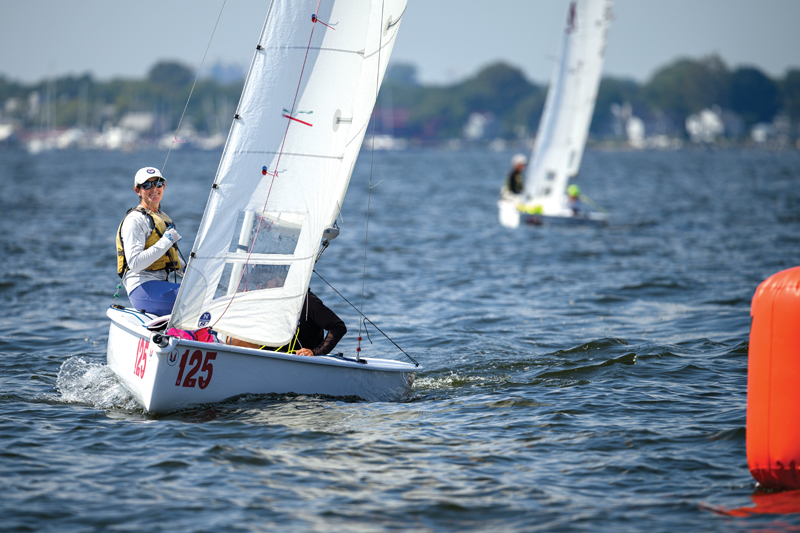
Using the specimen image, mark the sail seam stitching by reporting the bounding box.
[260,46,364,55]
[233,150,343,160]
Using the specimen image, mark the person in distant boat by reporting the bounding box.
[566,184,583,215]
[116,167,184,316]
[505,153,528,195]
[229,290,347,356]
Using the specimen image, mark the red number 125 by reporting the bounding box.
[174,350,216,389]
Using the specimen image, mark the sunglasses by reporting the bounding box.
[140,178,165,190]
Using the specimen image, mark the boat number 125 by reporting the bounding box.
[174,350,217,389]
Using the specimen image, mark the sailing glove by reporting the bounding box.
[163,227,182,244]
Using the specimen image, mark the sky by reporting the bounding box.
[1,0,799,86]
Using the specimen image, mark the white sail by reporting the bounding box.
[170,0,406,346]
[523,0,612,214]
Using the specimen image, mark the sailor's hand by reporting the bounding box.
[163,227,182,244]
[296,348,314,356]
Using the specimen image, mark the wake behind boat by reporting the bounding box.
[498,0,613,229]
[106,0,420,414]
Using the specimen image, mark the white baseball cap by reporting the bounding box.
[512,154,528,166]
[134,167,166,187]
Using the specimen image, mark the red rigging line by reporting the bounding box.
[567,2,577,33]
[211,0,330,329]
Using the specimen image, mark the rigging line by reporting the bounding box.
[360,25,400,61]
[161,0,230,333]
[162,0,228,173]
[579,193,608,214]
[211,0,323,329]
[357,0,385,359]
[314,270,419,366]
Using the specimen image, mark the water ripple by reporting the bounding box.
[0,148,798,531]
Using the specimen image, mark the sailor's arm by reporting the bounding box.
[297,293,347,356]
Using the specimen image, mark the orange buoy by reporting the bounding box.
[748,266,800,490]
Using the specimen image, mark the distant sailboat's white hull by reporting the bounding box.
[537,211,609,225]
[497,197,608,229]
[498,197,523,229]
[106,307,419,414]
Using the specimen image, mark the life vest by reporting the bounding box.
[116,207,181,278]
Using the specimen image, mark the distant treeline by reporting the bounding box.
[1,55,798,141]
[0,63,244,138]
[380,56,800,141]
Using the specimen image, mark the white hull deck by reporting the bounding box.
[106,306,420,414]
[497,198,609,229]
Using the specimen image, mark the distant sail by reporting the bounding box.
[171,0,406,346]
[523,0,612,214]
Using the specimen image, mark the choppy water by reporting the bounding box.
[1,146,799,531]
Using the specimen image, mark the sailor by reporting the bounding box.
[505,153,527,195]
[566,184,583,215]
[116,167,183,316]
[291,290,347,356]
[229,290,347,356]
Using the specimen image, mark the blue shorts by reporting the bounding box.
[128,280,180,316]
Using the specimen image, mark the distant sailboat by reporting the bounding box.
[498,0,613,228]
[106,0,420,413]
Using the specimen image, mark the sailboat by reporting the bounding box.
[106,0,420,414]
[498,0,613,229]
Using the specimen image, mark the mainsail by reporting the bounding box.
[523,0,612,214]
[170,0,406,346]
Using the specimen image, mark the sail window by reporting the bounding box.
[546,171,556,181]
[214,263,290,299]
[228,210,305,256]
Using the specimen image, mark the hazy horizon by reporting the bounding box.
[1,0,799,86]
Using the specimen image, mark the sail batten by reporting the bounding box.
[170,0,405,346]
[231,151,345,160]
[259,46,367,56]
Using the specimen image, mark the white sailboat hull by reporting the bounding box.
[497,197,608,228]
[106,307,419,414]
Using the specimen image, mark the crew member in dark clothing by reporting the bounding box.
[506,153,528,194]
[292,290,347,356]
[228,290,346,356]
